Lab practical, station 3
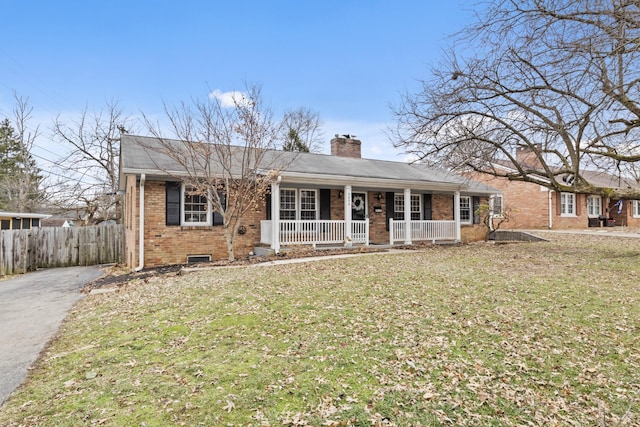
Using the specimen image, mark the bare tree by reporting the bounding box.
[144,84,287,261]
[51,100,134,224]
[393,0,640,198]
[280,107,324,153]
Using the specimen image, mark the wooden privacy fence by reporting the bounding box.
[0,224,124,276]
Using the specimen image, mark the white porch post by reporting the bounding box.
[404,188,412,245]
[271,179,281,253]
[344,185,352,243]
[454,190,461,242]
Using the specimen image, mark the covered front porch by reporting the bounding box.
[259,181,464,253]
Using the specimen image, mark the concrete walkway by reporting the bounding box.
[0,266,104,405]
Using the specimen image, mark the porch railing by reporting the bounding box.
[260,219,369,246]
[389,219,456,244]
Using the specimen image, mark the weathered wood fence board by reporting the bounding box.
[0,225,124,276]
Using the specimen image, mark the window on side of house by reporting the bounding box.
[586,195,601,217]
[183,185,211,225]
[560,192,575,216]
[460,196,472,224]
[393,194,421,220]
[490,195,503,216]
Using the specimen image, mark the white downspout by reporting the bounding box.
[135,174,145,271]
[548,189,554,229]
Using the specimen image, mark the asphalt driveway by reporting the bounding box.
[0,266,104,405]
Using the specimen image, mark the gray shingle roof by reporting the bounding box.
[119,135,498,194]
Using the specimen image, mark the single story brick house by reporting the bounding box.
[466,146,640,230]
[119,134,500,269]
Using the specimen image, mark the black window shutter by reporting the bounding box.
[166,182,181,226]
[320,189,331,220]
[385,192,394,231]
[423,194,432,220]
[213,191,226,226]
[265,190,272,220]
[472,196,481,224]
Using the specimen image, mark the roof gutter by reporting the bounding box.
[278,171,466,192]
[135,174,145,272]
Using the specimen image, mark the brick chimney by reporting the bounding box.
[515,144,543,169]
[331,134,361,158]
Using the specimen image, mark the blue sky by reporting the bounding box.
[0,0,477,166]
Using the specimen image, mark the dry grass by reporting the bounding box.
[0,233,638,426]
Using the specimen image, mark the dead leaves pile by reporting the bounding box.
[0,234,639,426]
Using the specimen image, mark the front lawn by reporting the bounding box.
[1,233,638,426]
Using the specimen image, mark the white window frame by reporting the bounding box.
[280,189,297,220]
[633,200,640,218]
[182,184,211,226]
[460,196,472,224]
[300,189,318,220]
[586,195,601,218]
[393,194,405,220]
[560,192,576,216]
[393,193,421,220]
[490,195,503,217]
[280,188,318,221]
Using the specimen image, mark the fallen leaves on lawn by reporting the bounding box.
[1,233,639,426]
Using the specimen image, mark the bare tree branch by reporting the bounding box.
[392,0,640,198]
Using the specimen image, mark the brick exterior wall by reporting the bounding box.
[465,172,640,229]
[124,174,491,269]
[125,178,266,268]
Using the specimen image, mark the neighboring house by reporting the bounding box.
[119,134,500,269]
[40,218,74,228]
[466,146,640,230]
[0,212,51,230]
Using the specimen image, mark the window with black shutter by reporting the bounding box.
[212,191,225,226]
[472,196,481,224]
[166,182,181,226]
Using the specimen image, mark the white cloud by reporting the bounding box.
[208,89,251,108]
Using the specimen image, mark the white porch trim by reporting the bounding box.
[270,178,281,253]
[344,185,352,243]
[454,190,461,242]
[404,188,412,245]
[389,219,457,244]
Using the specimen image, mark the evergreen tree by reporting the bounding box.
[0,118,43,211]
[282,128,310,152]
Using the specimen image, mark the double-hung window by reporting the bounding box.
[393,194,421,220]
[280,189,297,220]
[183,185,211,225]
[560,192,575,216]
[300,190,317,220]
[490,195,503,216]
[634,200,640,218]
[460,196,472,224]
[280,189,318,220]
[586,195,601,217]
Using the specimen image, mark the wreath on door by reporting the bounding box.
[352,195,365,211]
